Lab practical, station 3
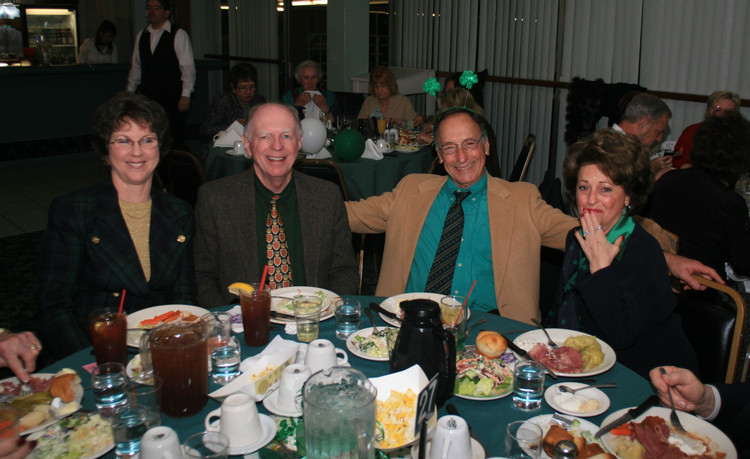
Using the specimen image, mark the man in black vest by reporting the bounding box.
[127,0,195,147]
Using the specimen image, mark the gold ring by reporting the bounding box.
[30,344,38,351]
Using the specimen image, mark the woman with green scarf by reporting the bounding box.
[545,128,699,378]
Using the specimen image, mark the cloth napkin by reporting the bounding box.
[212,120,244,147]
[361,138,384,160]
[303,90,324,120]
[306,147,332,159]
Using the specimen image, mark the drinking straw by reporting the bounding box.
[452,280,477,330]
[117,289,126,317]
[259,265,270,292]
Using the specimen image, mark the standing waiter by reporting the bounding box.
[127,0,195,147]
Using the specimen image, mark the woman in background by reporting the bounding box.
[37,93,196,360]
[78,20,118,64]
[357,66,423,127]
[545,128,698,378]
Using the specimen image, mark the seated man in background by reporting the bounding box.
[650,366,748,456]
[673,90,740,169]
[345,108,722,323]
[613,92,673,178]
[281,60,338,122]
[194,103,357,306]
[199,63,266,163]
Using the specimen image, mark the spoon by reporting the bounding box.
[558,382,618,394]
[531,318,558,349]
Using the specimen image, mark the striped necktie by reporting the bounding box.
[266,194,293,289]
[425,190,471,295]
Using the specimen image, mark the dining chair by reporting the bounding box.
[156,149,207,207]
[428,157,446,176]
[508,134,536,182]
[673,274,747,384]
[294,158,367,294]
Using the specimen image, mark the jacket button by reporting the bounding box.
[177,235,186,243]
[91,236,100,244]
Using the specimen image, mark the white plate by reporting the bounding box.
[527,414,600,459]
[544,383,610,417]
[270,286,340,324]
[512,329,615,377]
[411,437,486,459]
[345,327,397,362]
[379,293,471,327]
[207,414,277,455]
[394,145,420,153]
[262,388,302,418]
[126,304,209,347]
[224,149,245,157]
[0,373,84,436]
[600,406,737,459]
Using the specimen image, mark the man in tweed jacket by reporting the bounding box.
[194,103,358,306]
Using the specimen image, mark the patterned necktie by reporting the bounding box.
[266,195,293,289]
[425,190,471,295]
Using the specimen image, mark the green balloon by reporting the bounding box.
[333,129,365,161]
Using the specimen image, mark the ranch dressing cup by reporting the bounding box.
[303,367,377,459]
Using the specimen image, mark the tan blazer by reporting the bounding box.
[346,174,575,323]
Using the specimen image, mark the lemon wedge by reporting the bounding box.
[228,282,255,296]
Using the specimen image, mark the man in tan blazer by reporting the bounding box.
[346,108,721,324]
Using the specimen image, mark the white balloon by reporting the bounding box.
[300,118,328,154]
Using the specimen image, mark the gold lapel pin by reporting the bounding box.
[177,235,186,243]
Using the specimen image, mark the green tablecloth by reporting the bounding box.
[205,148,434,200]
[40,297,654,458]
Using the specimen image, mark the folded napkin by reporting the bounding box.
[306,147,332,159]
[304,90,324,120]
[212,120,244,147]
[209,335,303,401]
[362,138,384,160]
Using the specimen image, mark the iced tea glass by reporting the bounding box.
[89,307,128,365]
[239,284,271,347]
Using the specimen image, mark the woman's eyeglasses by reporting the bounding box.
[109,137,160,151]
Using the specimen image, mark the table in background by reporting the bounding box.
[205,147,434,200]
[41,296,654,458]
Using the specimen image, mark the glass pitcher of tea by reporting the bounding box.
[139,322,208,417]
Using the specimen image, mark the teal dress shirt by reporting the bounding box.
[406,172,496,311]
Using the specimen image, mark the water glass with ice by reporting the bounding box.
[505,420,542,459]
[210,336,241,384]
[112,404,149,458]
[512,360,546,411]
[334,298,361,339]
[91,362,128,416]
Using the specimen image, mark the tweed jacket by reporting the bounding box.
[345,174,575,323]
[194,169,358,307]
[36,179,196,359]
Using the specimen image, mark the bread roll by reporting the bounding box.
[50,370,80,403]
[475,331,507,358]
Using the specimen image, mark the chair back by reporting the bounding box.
[156,149,206,207]
[508,134,536,182]
[674,275,747,384]
[428,157,446,176]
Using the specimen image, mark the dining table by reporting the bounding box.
[205,147,434,201]
[38,296,655,458]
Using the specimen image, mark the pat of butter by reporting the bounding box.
[553,392,600,413]
[50,398,80,417]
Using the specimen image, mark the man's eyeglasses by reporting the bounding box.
[438,138,481,155]
[146,6,164,11]
[235,84,256,92]
[109,136,160,151]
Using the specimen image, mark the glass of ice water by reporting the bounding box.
[511,360,546,411]
[91,362,128,416]
[210,336,241,384]
[112,405,149,458]
[334,298,361,339]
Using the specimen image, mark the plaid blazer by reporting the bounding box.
[36,179,196,359]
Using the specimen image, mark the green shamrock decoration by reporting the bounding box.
[459,70,478,89]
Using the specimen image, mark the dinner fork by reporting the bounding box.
[19,382,32,396]
[659,367,686,432]
[531,319,558,349]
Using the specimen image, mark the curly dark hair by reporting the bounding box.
[91,92,171,159]
[229,63,258,87]
[692,113,750,187]
[563,128,652,213]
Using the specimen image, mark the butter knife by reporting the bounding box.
[445,403,490,457]
[502,334,558,379]
[270,310,296,321]
[595,395,659,438]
